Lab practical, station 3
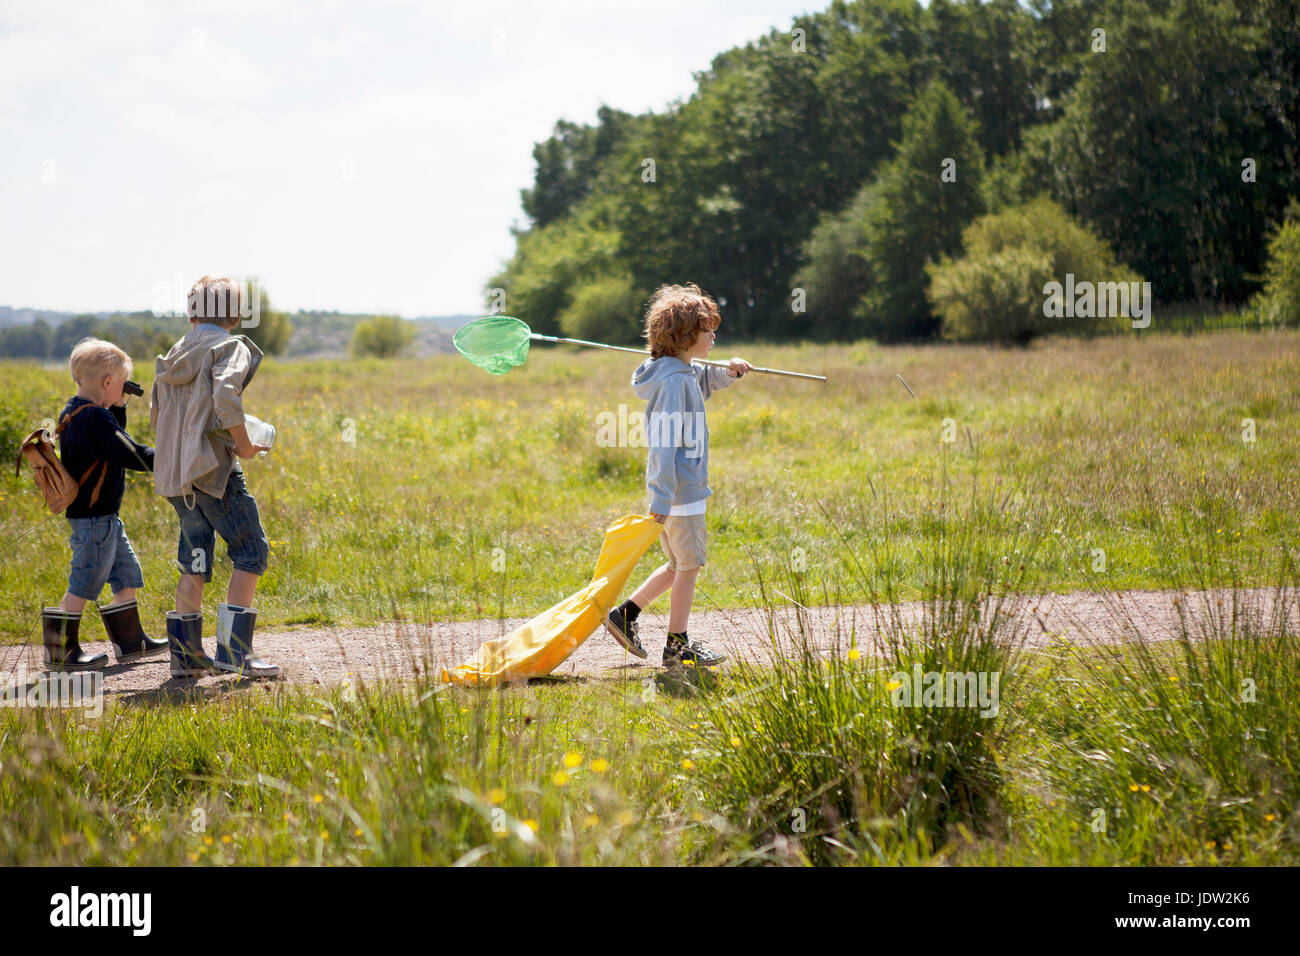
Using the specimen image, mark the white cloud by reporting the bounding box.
[1,0,817,315]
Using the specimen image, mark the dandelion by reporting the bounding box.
[1129,784,1140,792]
[848,649,860,661]
[313,794,324,804]
[487,787,506,804]
[589,759,609,773]
[1265,814,1276,822]
[885,679,903,692]
[1140,785,1150,793]
[1168,675,1178,682]
[320,830,329,840]
[681,759,694,770]
[355,828,364,837]
[689,723,699,730]
[583,814,599,829]
[730,736,741,747]
[552,770,570,786]
[563,751,582,768]
[524,819,539,832]
[203,835,214,846]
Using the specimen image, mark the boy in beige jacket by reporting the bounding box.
[150,275,277,679]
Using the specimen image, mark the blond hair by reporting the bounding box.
[643,283,721,359]
[187,274,243,330]
[70,338,132,386]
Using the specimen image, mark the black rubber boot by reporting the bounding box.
[41,607,107,672]
[214,603,279,679]
[167,611,215,678]
[99,599,168,663]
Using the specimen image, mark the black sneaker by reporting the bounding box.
[604,604,648,659]
[662,634,726,668]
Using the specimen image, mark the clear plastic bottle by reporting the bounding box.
[211,415,275,455]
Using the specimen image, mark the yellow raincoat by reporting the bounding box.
[441,514,663,686]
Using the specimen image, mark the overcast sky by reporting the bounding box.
[0,0,816,317]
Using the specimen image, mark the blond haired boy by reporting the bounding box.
[603,283,752,666]
[42,338,166,671]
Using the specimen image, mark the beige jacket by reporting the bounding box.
[149,325,263,500]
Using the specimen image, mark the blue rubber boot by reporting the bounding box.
[167,611,215,678]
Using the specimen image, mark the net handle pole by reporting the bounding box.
[528,333,827,383]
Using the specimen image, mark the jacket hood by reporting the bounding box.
[632,355,694,399]
[154,327,263,388]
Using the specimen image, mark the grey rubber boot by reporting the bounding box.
[214,603,279,679]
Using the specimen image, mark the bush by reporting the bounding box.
[928,197,1143,344]
[1252,214,1300,326]
[556,273,645,344]
[928,247,1056,345]
[350,315,415,358]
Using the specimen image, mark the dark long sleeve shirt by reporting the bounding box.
[58,397,155,518]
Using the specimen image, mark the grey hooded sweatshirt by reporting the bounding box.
[149,324,263,500]
[632,355,734,515]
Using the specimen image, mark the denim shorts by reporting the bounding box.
[168,469,270,581]
[67,514,145,600]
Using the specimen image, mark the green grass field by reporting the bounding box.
[3,327,1298,865]
[2,328,1297,642]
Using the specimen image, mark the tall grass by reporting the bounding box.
[687,468,1050,864]
[1012,530,1300,865]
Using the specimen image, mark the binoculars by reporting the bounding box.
[124,380,144,397]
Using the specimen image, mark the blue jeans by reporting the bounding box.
[168,469,270,581]
[67,514,145,600]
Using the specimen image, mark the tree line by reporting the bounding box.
[489,0,1300,344]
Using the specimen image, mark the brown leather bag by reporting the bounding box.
[14,404,107,514]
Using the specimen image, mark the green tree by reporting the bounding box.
[0,319,53,359]
[521,106,637,228]
[557,273,646,344]
[350,315,415,358]
[242,278,293,356]
[792,184,877,339]
[1030,0,1279,302]
[858,80,986,340]
[486,196,623,331]
[53,315,100,356]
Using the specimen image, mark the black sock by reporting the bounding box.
[667,631,688,646]
[622,599,642,622]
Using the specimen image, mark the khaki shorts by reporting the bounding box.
[661,513,707,571]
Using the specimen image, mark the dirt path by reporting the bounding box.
[3,586,1296,700]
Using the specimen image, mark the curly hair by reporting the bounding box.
[643,283,721,359]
